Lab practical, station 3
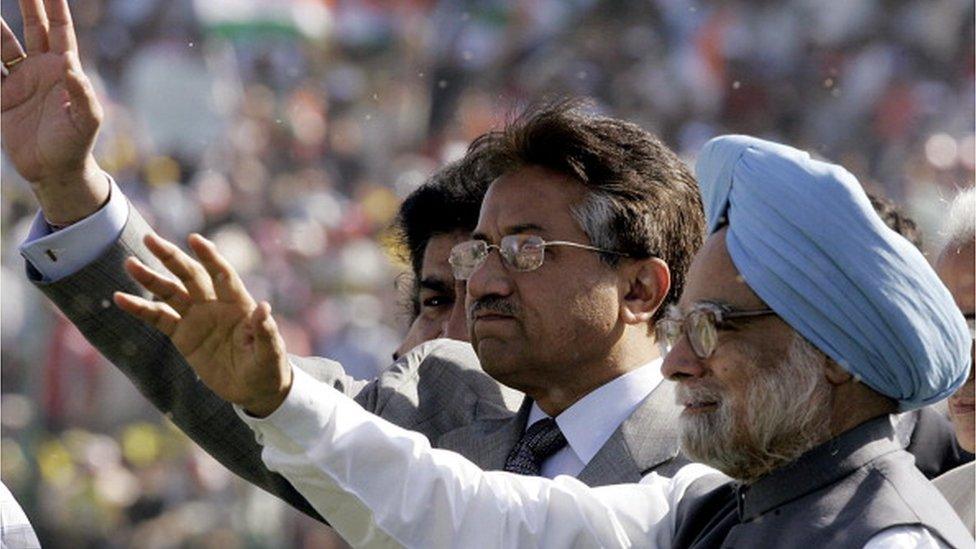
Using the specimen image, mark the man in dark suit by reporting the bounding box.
[2,0,704,524]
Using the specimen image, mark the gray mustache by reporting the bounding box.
[467,296,519,321]
[676,383,723,405]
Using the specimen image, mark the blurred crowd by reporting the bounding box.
[1,0,973,546]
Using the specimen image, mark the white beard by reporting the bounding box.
[677,334,833,483]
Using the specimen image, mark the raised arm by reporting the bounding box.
[243,364,718,548]
[1,0,325,520]
[1,0,108,223]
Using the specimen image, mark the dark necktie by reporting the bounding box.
[503,418,568,476]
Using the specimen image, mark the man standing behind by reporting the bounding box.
[388,159,492,360]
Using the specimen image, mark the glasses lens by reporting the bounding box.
[502,234,545,272]
[654,319,681,356]
[688,310,718,359]
[449,241,487,280]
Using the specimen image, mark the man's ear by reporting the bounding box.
[621,258,670,325]
[824,358,854,386]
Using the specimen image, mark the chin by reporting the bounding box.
[680,417,783,483]
[954,420,975,454]
[477,343,522,381]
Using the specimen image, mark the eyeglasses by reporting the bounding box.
[655,302,776,360]
[448,234,629,281]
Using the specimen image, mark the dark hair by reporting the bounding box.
[469,99,705,320]
[867,192,923,249]
[392,147,501,316]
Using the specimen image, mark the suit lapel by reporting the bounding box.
[577,380,683,486]
[436,397,532,470]
[439,381,684,484]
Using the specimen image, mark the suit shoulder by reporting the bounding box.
[408,338,481,370]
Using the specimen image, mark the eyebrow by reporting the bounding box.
[418,277,453,294]
[471,223,549,242]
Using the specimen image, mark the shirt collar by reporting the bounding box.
[527,358,663,466]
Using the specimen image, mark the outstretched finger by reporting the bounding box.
[114,291,181,337]
[41,0,75,53]
[251,301,286,370]
[144,233,215,301]
[1,19,26,64]
[124,256,193,315]
[63,60,103,129]
[17,0,49,53]
[187,234,255,307]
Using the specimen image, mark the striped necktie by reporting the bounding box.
[503,418,568,476]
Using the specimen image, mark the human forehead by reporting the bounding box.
[422,232,469,276]
[677,228,767,311]
[473,165,589,240]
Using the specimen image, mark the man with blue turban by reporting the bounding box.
[116,135,974,547]
[658,135,972,547]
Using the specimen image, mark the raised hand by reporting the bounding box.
[113,233,293,417]
[1,0,107,224]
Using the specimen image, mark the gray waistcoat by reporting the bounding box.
[671,416,974,548]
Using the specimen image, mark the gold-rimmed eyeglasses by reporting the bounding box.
[449,234,629,281]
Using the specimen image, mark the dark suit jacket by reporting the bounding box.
[902,407,974,479]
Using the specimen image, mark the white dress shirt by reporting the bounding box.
[529,359,662,478]
[240,367,951,548]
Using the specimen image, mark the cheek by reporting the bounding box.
[570,290,618,330]
[416,317,441,340]
[425,308,450,325]
[707,343,763,412]
[529,289,617,349]
[951,377,976,403]
[708,340,757,382]
[516,268,618,340]
[398,316,441,356]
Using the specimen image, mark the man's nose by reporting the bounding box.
[661,334,707,381]
[465,247,513,301]
[441,281,469,342]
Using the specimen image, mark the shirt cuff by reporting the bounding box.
[19,173,129,283]
[236,365,339,454]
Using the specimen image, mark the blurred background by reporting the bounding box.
[1,0,973,546]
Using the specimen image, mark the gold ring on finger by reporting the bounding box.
[3,54,27,70]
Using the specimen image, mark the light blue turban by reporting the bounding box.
[695,135,970,411]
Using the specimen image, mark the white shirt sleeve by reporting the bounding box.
[18,173,128,282]
[239,366,718,549]
[862,526,953,548]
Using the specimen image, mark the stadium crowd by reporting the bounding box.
[1,0,973,547]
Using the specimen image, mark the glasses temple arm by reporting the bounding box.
[543,241,630,256]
